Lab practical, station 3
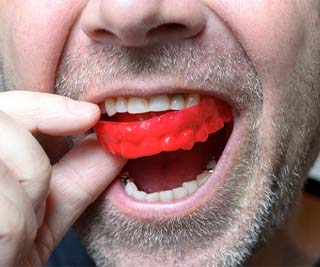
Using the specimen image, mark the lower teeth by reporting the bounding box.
[124,159,216,202]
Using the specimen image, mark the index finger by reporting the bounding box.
[0,90,100,135]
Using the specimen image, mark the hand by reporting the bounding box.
[0,91,126,266]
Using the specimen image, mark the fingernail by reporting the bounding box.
[68,100,99,117]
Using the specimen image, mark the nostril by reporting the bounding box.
[81,0,206,46]
[147,23,189,39]
[92,28,115,41]
[91,23,191,44]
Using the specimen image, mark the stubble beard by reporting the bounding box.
[55,39,320,266]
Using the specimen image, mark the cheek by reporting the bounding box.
[204,0,305,81]
[202,1,313,159]
[204,0,309,128]
[3,0,87,91]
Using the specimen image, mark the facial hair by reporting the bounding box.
[54,39,320,267]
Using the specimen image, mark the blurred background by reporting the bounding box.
[309,155,320,181]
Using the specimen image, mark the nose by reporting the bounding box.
[81,0,206,47]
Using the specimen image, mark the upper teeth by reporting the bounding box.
[105,93,200,117]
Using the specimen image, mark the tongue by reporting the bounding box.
[125,131,225,193]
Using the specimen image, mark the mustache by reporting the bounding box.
[55,41,262,110]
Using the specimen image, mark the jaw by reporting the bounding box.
[75,107,272,267]
[74,77,319,267]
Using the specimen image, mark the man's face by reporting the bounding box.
[1,1,320,266]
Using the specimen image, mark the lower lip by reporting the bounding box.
[103,114,243,219]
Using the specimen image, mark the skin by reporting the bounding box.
[0,0,320,266]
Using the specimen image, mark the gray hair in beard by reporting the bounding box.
[55,41,262,111]
[75,122,306,267]
[53,42,270,267]
[54,41,318,266]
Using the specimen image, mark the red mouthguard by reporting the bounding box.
[94,97,233,159]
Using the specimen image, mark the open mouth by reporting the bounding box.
[94,93,235,217]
